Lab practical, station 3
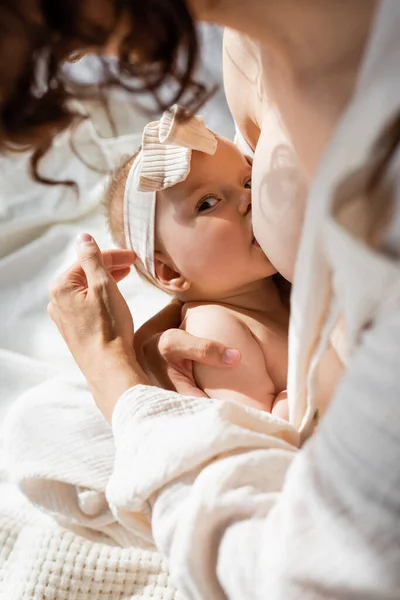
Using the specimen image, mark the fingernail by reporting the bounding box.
[223,348,241,365]
[77,233,93,246]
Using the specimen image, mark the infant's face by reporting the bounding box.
[156,136,276,299]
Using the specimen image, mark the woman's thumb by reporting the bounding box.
[76,233,106,284]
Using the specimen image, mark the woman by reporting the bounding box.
[6,0,400,597]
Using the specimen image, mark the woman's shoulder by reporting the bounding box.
[223,28,261,66]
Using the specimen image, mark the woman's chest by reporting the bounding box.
[252,116,309,282]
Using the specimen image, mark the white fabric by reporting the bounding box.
[3,379,299,542]
[138,106,217,192]
[1,382,184,600]
[25,2,399,599]
[0,480,182,600]
[124,158,158,277]
[124,105,217,276]
[3,377,156,548]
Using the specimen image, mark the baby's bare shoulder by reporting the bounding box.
[181,303,276,407]
[181,302,250,340]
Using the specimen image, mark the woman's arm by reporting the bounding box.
[106,308,400,599]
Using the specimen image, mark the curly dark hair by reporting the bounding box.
[0,0,206,182]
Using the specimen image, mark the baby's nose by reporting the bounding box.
[238,192,251,216]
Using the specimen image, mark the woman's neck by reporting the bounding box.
[195,0,378,174]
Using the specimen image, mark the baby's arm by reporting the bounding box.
[182,305,277,414]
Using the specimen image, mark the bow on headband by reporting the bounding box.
[123,105,217,277]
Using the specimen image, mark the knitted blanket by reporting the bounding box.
[0,481,182,599]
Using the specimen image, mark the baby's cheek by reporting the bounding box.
[183,232,240,281]
[176,239,215,278]
[209,226,245,263]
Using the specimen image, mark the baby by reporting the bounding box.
[104,105,289,419]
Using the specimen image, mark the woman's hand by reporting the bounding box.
[136,310,242,397]
[48,233,148,421]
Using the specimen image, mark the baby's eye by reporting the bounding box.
[244,179,252,189]
[197,196,220,212]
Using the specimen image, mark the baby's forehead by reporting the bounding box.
[161,139,248,203]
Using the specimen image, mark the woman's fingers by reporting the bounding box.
[141,328,241,395]
[76,234,108,285]
[158,329,241,367]
[48,237,133,310]
[76,234,136,282]
[102,248,136,270]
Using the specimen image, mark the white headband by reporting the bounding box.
[123,104,217,277]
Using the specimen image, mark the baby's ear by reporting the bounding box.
[154,252,191,293]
